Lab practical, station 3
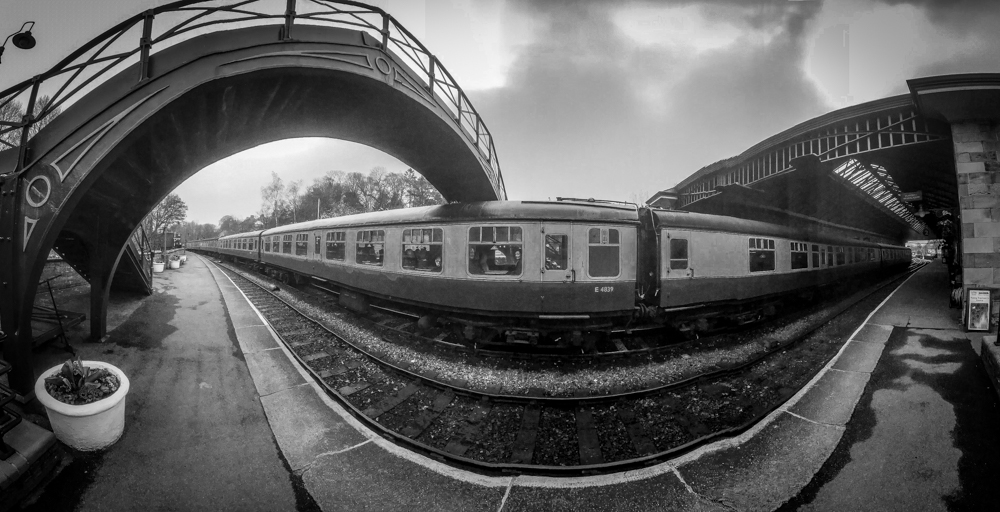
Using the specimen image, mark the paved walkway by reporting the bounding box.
[15,257,1000,511]
[18,255,311,511]
[781,261,1000,511]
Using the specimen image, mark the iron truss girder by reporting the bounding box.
[830,159,925,232]
[677,102,949,232]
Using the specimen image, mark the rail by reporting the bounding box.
[0,0,505,199]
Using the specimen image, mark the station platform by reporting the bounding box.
[5,255,999,511]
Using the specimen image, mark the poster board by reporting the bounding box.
[967,288,992,332]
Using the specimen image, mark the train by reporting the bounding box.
[187,200,911,346]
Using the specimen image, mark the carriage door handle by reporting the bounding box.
[569,269,576,283]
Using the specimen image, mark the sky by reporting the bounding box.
[2,0,1000,224]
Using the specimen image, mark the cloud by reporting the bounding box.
[471,0,826,201]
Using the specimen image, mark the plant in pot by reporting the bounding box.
[152,254,165,273]
[168,254,180,269]
[35,357,131,451]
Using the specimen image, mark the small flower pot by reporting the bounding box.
[35,361,131,451]
[180,255,187,265]
[169,259,180,269]
[152,262,165,273]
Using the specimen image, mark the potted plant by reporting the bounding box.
[34,357,131,451]
[152,254,165,273]
[168,254,180,269]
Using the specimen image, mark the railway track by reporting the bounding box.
[213,258,923,476]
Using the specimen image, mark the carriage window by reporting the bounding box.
[588,228,620,277]
[836,247,845,266]
[402,228,443,273]
[544,234,568,271]
[669,238,688,270]
[356,230,385,266]
[325,232,346,261]
[282,234,292,254]
[468,226,522,275]
[314,235,321,255]
[749,238,775,272]
[264,237,271,253]
[790,242,809,270]
[827,246,834,267]
[295,234,308,256]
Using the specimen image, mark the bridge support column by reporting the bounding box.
[953,121,1000,328]
[87,212,120,343]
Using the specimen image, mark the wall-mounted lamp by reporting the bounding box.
[0,22,36,64]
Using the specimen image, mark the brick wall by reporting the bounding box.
[955,121,1000,325]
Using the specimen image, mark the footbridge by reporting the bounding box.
[0,0,506,394]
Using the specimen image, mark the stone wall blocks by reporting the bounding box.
[957,141,986,153]
[971,152,989,162]
[959,152,972,163]
[974,222,1000,238]
[964,222,976,237]
[973,196,1000,208]
[968,183,988,195]
[969,173,992,185]
[952,123,982,135]
[958,162,986,174]
[984,141,1000,152]
[962,208,991,222]
[991,208,1000,222]
[964,237,993,254]
[966,267,994,286]
[987,161,1000,173]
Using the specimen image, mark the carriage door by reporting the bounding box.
[663,232,692,278]
[313,231,322,261]
[541,224,574,283]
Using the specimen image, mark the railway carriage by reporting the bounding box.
[187,200,911,345]
[643,209,910,331]
[254,201,641,337]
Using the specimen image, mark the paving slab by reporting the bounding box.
[787,369,870,425]
[678,412,844,512]
[234,324,281,353]
[259,383,370,472]
[851,323,893,344]
[830,341,884,373]
[245,347,309,396]
[505,472,723,512]
[304,440,506,512]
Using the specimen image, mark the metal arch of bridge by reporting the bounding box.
[0,0,506,395]
[672,95,953,238]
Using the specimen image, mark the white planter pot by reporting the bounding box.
[169,259,180,269]
[35,361,130,451]
[152,262,165,273]
[180,255,187,264]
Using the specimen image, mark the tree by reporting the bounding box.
[403,169,445,207]
[142,194,188,242]
[286,179,303,223]
[0,95,61,150]
[260,172,285,228]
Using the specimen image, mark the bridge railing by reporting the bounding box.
[0,0,505,199]
[128,223,153,288]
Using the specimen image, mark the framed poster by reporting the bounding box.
[967,289,992,332]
